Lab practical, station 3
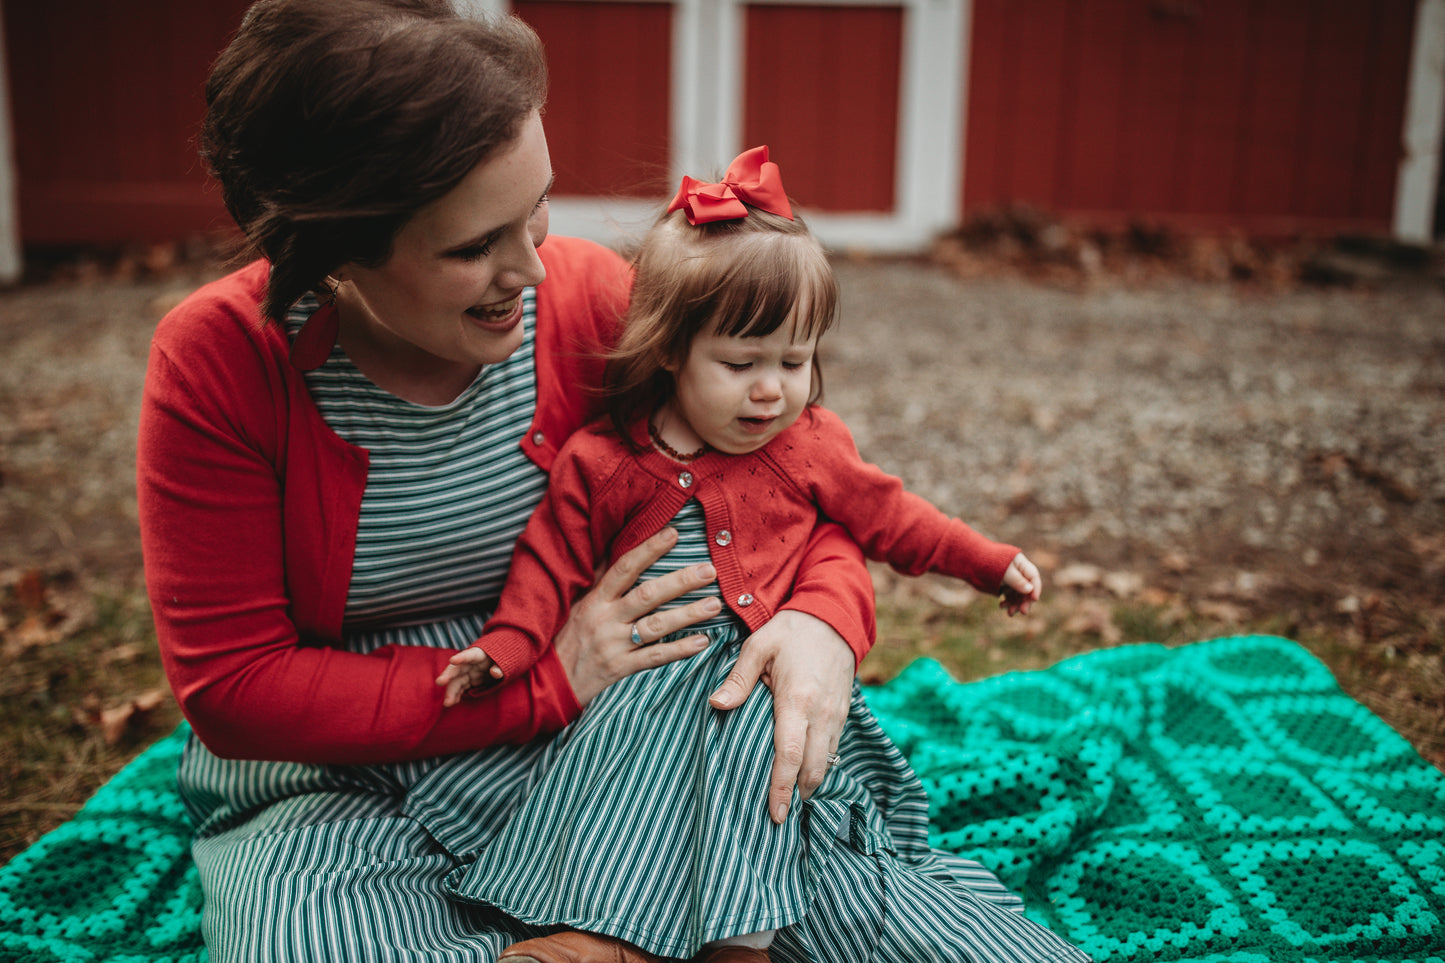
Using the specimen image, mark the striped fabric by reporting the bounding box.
[179,296,1088,962]
[633,499,733,634]
[446,612,1084,962]
[289,291,549,631]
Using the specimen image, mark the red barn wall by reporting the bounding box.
[7,0,250,245]
[964,0,1418,235]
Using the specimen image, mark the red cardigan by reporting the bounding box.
[136,237,875,765]
[478,407,1020,681]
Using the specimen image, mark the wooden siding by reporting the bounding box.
[512,1,673,198]
[7,0,249,245]
[964,0,1417,234]
[742,4,902,213]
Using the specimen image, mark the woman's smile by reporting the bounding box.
[466,294,524,330]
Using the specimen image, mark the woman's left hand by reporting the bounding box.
[709,610,855,825]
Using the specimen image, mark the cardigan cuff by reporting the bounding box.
[473,627,545,684]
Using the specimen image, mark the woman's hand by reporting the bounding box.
[552,527,721,706]
[708,610,855,825]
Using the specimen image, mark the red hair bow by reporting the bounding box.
[667,145,794,225]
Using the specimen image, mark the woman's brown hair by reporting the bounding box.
[605,205,838,443]
[201,0,547,321]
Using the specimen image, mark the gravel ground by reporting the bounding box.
[1,248,1443,715]
[826,257,1445,626]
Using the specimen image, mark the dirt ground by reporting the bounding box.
[1,230,1443,768]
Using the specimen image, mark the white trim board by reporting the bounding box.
[0,0,21,285]
[1395,0,1444,243]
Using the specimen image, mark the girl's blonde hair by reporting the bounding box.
[605,205,838,442]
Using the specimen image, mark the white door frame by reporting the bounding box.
[0,0,22,285]
[499,0,972,253]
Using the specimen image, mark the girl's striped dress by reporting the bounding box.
[177,295,1090,963]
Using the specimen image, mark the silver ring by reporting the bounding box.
[630,623,644,646]
[826,752,841,767]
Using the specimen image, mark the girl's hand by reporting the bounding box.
[436,648,502,707]
[709,610,854,825]
[553,527,721,707]
[999,552,1043,616]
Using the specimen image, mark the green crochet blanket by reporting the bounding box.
[2,636,1442,962]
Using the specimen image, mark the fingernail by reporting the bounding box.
[775,803,788,823]
[702,597,722,613]
[697,563,716,580]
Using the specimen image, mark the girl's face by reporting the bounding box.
[664,318,818,455]
[335,110,553,372]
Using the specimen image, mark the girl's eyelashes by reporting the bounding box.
[720,359,809,371]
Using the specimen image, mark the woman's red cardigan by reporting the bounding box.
[136,236,875,765]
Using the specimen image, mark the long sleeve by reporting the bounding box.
[468,443,615,680]
[778,407,1020,594]
[779,521,877,665]
[138,337,581,764]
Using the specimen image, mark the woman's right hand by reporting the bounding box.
[552,527,720,706]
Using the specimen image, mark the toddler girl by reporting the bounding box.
[440,148,1084,963]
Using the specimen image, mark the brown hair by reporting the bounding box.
[201,0,548,322]
[605,205,838,442]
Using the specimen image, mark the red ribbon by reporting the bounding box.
[666,145,794,225]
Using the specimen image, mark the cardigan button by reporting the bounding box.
[714,530,732,546]
[678,471,693,488]
[737,593,754,607]
[531,431,545,446]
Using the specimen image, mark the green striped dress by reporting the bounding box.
[178,294,1089,963]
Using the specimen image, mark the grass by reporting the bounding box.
[1,578,183,863]
[2,570,1440,867]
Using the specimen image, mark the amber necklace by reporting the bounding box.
[648,419,708,463]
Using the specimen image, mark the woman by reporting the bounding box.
[139,1,871,959]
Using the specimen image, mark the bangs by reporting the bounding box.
[700,230,838,343]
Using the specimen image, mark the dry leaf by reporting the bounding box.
[99,689,169,745]
[134,689,167,712]
[1064,598,1122,643]
[924,583,979,609]
[1140,587,1178,607]
[1055,563,1103,589]
[1102,570,1144,598]
[103,642,148,665]
[4,613,60,654]
[14,569,46,611]
[1197,600,1247,624]
[1161,552,1191,574]
[1031,548,1062,571]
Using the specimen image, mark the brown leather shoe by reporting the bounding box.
[691,946,772,963]
[499,931,660,963]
